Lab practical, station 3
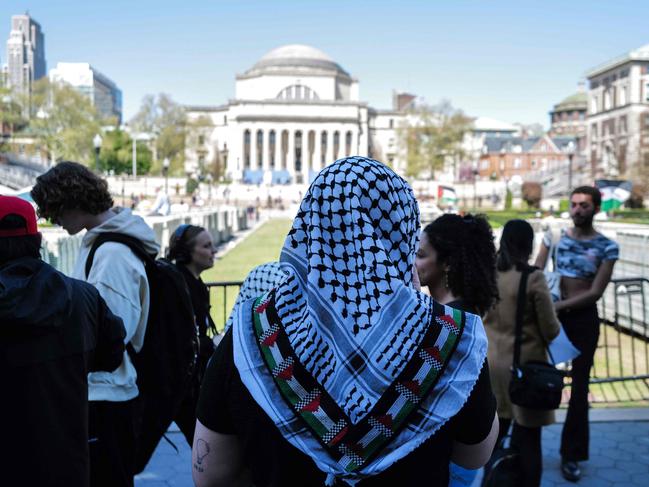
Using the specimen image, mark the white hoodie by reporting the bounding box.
[72,208,160,402]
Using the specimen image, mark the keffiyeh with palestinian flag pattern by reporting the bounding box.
[231,157,487,485]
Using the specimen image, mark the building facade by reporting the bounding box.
[49,62,123,123]
[185,45,409,182]
[586,43,649,179]
[4,14,46,95]
[549,88,587,153]
[478,134,577,181]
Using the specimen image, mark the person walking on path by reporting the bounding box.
[0,195,126,487]
[32,161,160,487]
[535,186,618,482]
[166,224,218,444]
[484,219,561,486]
[192,157,498,487]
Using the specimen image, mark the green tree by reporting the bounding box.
[130,93,186,175]
[25,78,104,164]
[0,86,27,152]
[398,100,472,179]
[98,129,152,175]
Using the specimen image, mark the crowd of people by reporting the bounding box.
[0,156,617,487]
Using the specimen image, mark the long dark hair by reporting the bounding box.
[497,219,534,271]
[422,213,498,315]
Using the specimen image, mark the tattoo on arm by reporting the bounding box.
[193,438,210,473]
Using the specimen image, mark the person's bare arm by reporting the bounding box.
[534,242,550,269]
[450,412,499,469]
[554,260,615,312]
[192,420,250,487]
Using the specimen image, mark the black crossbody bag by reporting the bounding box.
[509,267,566,411]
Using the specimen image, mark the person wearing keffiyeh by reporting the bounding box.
[193,157,499,487]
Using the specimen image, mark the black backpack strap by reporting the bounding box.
[84,232,156,279]
[512,267,531,369]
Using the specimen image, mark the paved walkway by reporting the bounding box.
[135,412,649,487]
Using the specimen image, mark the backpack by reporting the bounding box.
[85,232,198,474]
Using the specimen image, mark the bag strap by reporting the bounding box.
[84,232,157,357]
[512,268,530,369]
[85,232,156,279]
[513,267,559,368]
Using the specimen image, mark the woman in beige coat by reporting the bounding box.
[483,219,560,487]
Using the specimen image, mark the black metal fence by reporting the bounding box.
[206,277,649,405]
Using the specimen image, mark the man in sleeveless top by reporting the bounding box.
[536,186,618,482]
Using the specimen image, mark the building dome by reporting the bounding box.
[553,91,587,112]
[241,44,350,78]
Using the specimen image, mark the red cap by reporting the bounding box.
[0,195,39,237]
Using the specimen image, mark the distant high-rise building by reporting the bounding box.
[5,13,46,95]
[49,62,123,123]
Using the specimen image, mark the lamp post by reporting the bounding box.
[93,133,102,173]
[472,167,479,210]
[162,157,170,194]
[206,173,213,205]
[132,134,138,179]
[566,140,576,194]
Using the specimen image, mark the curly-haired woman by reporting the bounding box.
[415,213,499,316]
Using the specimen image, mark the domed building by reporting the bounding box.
[185,44,404,183]
[549,87,587,152]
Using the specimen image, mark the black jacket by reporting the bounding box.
[0,257,126,487]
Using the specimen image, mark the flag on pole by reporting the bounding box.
[595,180,632,211]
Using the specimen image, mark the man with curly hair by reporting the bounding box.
[32,162,160,487]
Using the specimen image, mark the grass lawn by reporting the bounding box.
[203,218,292,330]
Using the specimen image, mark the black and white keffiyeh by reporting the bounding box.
[231,157,487,485]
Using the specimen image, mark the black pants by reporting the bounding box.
[495,418,542,487]
[559,306,600,462]
[89,399,136,487]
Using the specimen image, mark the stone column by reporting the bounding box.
[262,129,269,171]
[327,130,335,164]
[313,130,322,172]
[274,130,281,171]
[250,129,258,171]
[287,129,296,179]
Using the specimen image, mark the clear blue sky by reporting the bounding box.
[2,1,649,126]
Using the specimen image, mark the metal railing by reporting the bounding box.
[206,277,649,404]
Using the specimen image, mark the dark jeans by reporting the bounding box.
[496,418,542,487]
[89,399,136,487]
[559,305,600,462]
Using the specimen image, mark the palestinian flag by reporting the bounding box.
[437,185,457,207]
[595,180,632,211]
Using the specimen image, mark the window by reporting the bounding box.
[591,123,598,139]
[198,135,205,146]
[513,158,521,169]
[604,90,611,110]
[389,118,394,129]
[276,84,320,101]
[480,159,489,170]
[645,83,649,103]
[620,86,627,106]
[269,130,276,169]
[591,96,598,114]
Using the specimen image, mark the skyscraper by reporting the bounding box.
[49,62,123,123]
[5,13,46,95]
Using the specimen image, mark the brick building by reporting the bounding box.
[478,134,577,180]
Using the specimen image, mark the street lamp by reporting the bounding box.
[472,167,479,210]
[206,173,213,205]
[162,157,170,194]
[566,140,576,193]
[93,133,102,173]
